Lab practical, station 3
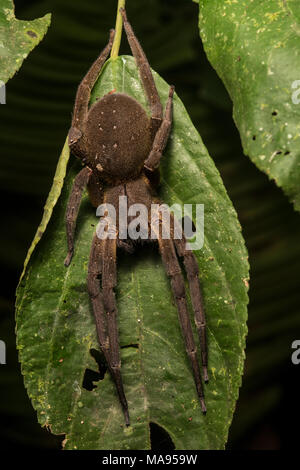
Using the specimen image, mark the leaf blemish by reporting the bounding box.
[27,30,38,39]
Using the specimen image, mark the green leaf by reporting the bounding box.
[198,0,300,211]
[15,56,249,450]
[19,136,70,283]
[0,0,51,83]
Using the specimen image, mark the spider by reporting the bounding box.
[64,8,208,426]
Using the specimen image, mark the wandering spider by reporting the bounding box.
[64,8,207,426]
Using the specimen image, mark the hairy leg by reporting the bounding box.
[120,8,163,135]
[101,233,130,426]
[155,222,206,412]
[87,233,110,364]
[144,86,174,172]
[69,29,115,153]
[87,232,130,426]
[171,215,208,382]
[64,166,92,266]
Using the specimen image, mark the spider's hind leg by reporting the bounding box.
[69,28,115,153]
[87,232,130,426]
[120,7,163,135]
[144,85,174,172]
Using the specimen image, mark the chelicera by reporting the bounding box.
[64,8,208,426]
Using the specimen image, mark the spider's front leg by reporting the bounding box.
[87,228,130,426]
[101,233,130,425]
[153,215,206,413]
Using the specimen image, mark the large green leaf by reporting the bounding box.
[0,0,51,83]
[19,136,70,282]
[198,0,300,211]
[15,56,249,450]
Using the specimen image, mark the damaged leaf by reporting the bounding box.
[0,0,51,83]
[16,56,249,450]
[198,0,300,211]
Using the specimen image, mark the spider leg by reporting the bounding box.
[101,233,130,426]
[144,86,174,172]
[155,221,206,413]
[120,8,163,135]
[170,214,208,383]
[69,29,115,152]
[87,233,110,361]
[87,232,130,426]
[64,166,92,266]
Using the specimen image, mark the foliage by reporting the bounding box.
[0,0,298,450]
[0,0,50,83]
[16,56,249,450]
[198,0,300,211]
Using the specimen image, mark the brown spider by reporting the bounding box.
[64,8,207,426]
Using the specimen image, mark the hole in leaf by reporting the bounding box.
[276,151,282,155]
[272,111,278,116]
[150,422,175,451]
[82,368,102,391]
[121,343,139,349]
[82,349,107,391]
[181,216,196,239]
[90,348,107,378]
[284,151,290,155]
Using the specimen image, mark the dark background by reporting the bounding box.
[0,0,299,450]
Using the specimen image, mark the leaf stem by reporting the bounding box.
[111,0,126,60]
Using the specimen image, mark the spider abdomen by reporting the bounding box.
[86,92,152,182]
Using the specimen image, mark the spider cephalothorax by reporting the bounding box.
[64,8,208,426]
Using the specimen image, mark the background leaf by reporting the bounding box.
[16,56,249,450]
[198,0,300,211]
[0,0,51,83]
